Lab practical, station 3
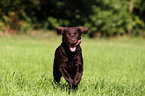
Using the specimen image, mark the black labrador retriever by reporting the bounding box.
[53,27,88,89]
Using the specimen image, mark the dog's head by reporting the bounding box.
[56,27,88,52]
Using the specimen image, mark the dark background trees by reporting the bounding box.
[0,0,144,37]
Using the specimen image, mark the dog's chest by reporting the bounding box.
[66,62,76,71]
[66,62,77,76]
[66,62,75,68]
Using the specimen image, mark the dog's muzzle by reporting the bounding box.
[69,39,82,52]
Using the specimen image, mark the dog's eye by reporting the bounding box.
[66,33,71,37]
[68,33,71,36]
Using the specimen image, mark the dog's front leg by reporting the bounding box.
[73,64,83,89]
[60,66,73,87]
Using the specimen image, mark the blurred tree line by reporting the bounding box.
[0,0,144,37]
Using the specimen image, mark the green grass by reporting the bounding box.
[0,36,145,95]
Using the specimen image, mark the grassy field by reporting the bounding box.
[0,35,145,95]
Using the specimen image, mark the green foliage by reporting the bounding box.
[85,0,134,37]
[0,37,145,95]
[45,17,59,30]
[132,0,145,37]
[0,0,144,37]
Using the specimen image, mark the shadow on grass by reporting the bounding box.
[51,79,78,94]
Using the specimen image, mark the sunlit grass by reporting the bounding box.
[0,36,145,95]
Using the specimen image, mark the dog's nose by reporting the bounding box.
[71,39,77,44]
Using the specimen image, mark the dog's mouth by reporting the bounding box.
[69,47,76,52]
[69,39,82,52]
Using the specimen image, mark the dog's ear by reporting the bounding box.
[56,27,64,34]
[77,27,88,34]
